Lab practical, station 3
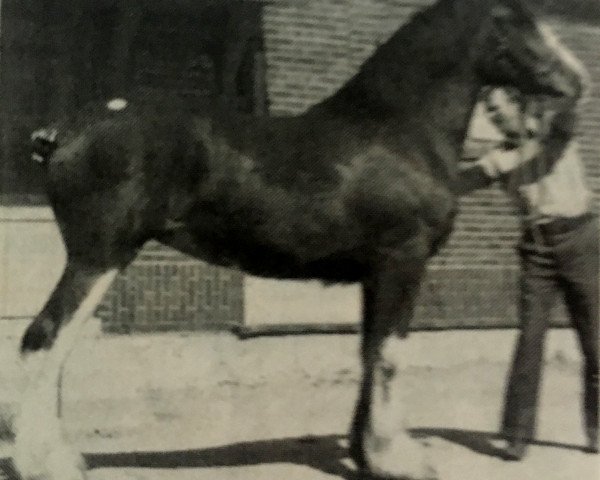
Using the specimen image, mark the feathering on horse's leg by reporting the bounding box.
[351,244,437,480]
[14,259,119,480]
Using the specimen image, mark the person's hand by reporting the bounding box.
[477,141,540,179]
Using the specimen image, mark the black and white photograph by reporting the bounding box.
[0,1,598,479]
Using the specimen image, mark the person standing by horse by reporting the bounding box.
[458,86,598,460]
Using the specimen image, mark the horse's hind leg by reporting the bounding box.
[14,259,119,480]
[350,241,437,479]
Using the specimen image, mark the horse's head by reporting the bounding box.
[476,0,589,100]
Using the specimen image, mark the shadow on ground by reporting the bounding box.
[0,435,357,480]
[410,427,586,457]
[0,458,18,480]
[0,430,589,480]
[85,435,356,477]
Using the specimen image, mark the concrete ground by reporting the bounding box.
[0,208,65,318]
[0,323,597,480]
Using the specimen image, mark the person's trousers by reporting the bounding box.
[501,213,599,442]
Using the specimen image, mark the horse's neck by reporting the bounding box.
[412,73,482,182]
[319,62,481,150]
[317,6,483,148]
[415,73,482,149]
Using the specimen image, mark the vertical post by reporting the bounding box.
[0,0,6,204]
[0,0,3,67]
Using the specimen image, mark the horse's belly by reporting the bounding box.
[229,245,368,282]
[168,203,367,282]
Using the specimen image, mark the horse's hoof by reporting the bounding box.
[364,437,437,480]
[359,464,438,480]
[47,444,87,480]
[14,443,86,480]
[364,466,438,480]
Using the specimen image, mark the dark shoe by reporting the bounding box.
[502,438,527,461]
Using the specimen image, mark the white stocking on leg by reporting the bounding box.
[355,248,437,479]
[364,336,436,480]
[14,269,117,480]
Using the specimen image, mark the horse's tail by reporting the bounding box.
[31,128,59,165]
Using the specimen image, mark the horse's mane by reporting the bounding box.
[317,0,495,118]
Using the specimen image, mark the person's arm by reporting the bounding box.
[454,144,525,195]
[456,99,579,195]
[500,108,577,183]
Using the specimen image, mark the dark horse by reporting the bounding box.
[14,0,586,479]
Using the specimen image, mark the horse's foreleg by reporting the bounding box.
[350,249,436,480]
[14,261,118,480]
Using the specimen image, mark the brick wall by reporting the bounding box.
[98,243,244,333]
[263,0,434,116]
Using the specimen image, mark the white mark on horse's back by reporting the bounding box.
[106,98,128,111]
